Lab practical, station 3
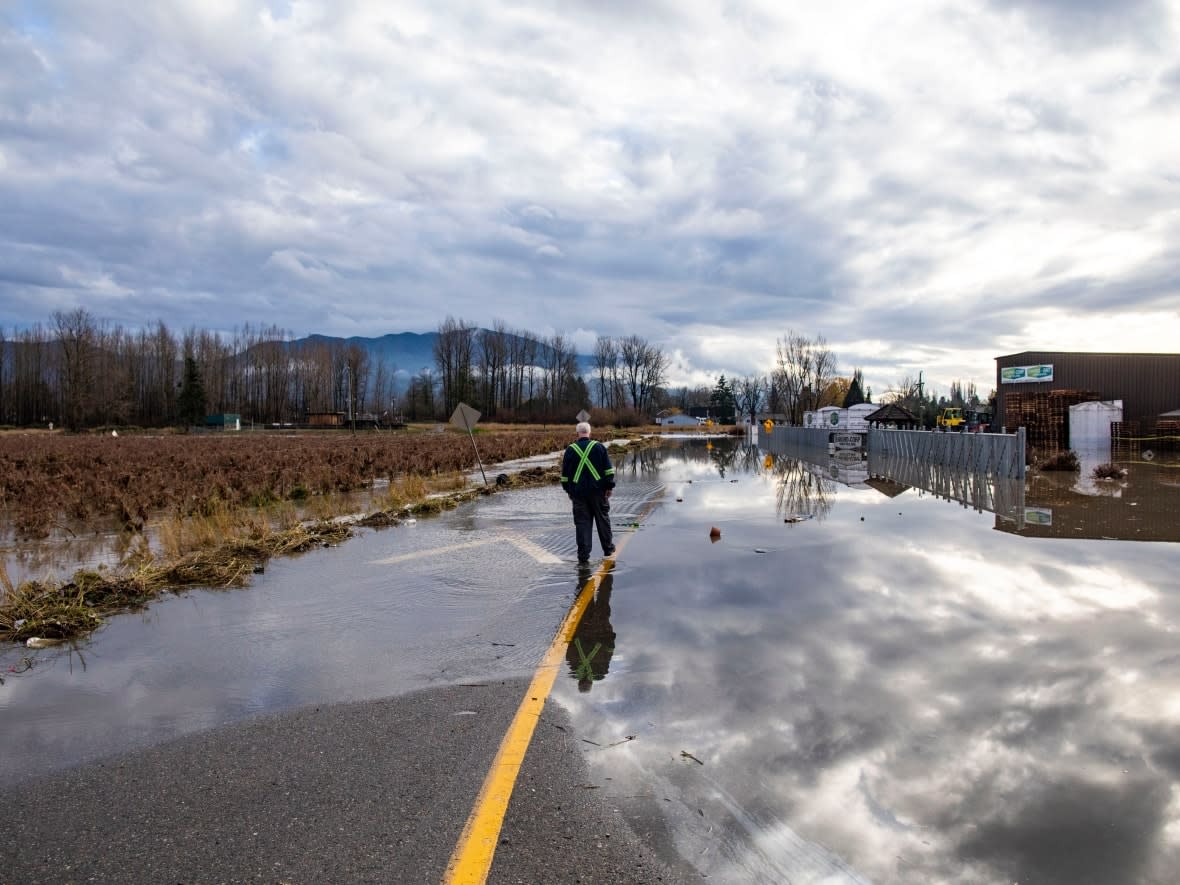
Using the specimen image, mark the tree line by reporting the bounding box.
[3,309,955,430]
[0,310,678,429]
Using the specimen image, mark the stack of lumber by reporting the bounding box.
[1154,420,1180,451]
[1003,389,1100,449]
[1111,420,1140,447]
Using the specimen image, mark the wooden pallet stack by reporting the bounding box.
[1003,389,1100,449]
[1155,420,1180,451]
[1111,420,1140,451]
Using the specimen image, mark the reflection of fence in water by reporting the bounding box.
[765,426,1026,481]
[759,429,1028,519]
[867,454,1026,522]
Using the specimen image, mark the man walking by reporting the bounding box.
[561,422,616,563]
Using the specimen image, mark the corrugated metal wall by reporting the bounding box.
[995,352,1180,432]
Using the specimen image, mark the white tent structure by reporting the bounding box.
[1069,400,1123,450]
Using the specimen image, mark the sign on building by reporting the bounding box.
[1000,364,1054,384]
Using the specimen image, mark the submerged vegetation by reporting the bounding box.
[0,520,351,644]
[1092,462,1128,479]
[1036,449,1081,472]
[1,430,654,645]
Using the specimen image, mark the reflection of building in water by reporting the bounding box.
[566,574,615,692]
[824,450,869,487]
[994,462,1180,542]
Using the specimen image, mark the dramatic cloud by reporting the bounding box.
[2,0,1178,395]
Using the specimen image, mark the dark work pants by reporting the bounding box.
[571,493,613,561]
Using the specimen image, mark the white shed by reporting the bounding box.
[816,406,848,428]
[846,403,877,430]
[1069,400,1123,449]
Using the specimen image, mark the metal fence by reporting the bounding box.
[764,426,1026,481]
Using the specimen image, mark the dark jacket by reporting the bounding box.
[561,437,615,498]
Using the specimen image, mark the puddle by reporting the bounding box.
[4,436,1180,883]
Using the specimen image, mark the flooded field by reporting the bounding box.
[3,436,1179,883]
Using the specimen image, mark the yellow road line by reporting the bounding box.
[442,539,633,884]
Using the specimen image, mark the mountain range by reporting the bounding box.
[291,331,596,381]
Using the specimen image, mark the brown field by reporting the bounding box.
[0,426,583,539]
[0,426,680,644]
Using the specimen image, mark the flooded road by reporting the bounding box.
[3,436,1180,883]
[553,438,1180,884]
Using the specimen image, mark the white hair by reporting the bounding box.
[576,421,591,436]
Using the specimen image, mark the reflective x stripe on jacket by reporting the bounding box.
[570,440,602,483]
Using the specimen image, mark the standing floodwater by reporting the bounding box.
[554,437,1180,884]
[3,436,1179,883]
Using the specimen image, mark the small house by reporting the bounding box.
[205,413,241,431]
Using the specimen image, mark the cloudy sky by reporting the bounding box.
[2,1,1179,397]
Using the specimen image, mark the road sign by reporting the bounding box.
[576,409,591,423]
[449,403,487,486]
[450,402,481,431]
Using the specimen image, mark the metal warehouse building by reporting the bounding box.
[995,351,1180,448]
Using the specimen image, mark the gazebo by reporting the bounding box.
[864,403,921,430]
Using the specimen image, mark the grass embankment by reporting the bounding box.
[1,430,655,646]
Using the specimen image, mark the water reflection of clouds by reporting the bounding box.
[556,446,1180,883]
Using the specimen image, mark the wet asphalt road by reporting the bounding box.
[2,463,690,884]
[4,681,689,884]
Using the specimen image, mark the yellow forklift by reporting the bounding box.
[936,407,966,431]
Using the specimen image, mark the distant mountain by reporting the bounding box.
[288,331,595,380]
[298,332,438,378]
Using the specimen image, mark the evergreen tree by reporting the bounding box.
[176,356,207,428]
[710,375,737,421]
[842,369,867,407]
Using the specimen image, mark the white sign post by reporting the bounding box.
[450,402,488,486]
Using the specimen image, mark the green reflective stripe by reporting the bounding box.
[569,440,601,483]
[573,638,603,682]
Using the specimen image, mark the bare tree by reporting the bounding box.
[540,333,579,416]
[618,335,668,416]
[774,330,836,424]
[0,324,7,424]
[478,322,510,417]
[593,335,619,410]
[343,343,370,428]
[734,374,767,424]
[433,316,476,416]
[53,308,100,430]
[11,324,54,425]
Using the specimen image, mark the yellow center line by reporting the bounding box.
[442,520,646,884]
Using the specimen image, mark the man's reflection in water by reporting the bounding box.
[567,572,615,692]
